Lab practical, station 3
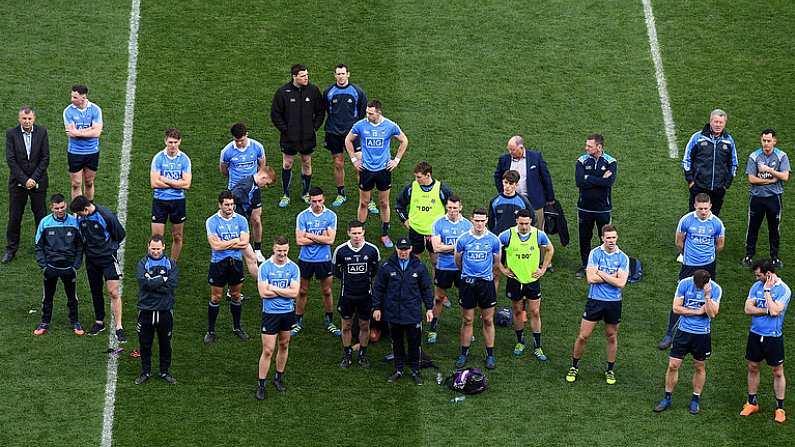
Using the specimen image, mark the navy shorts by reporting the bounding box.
[505,277,541,301]
[324,133,360,155]
[459,277,497,309]
[745,331,785,366]
[670,330,711,361]
[359,168,391,192]
[338,295,372,321]
[208,258,244,287]
[583,299,621,325]
[261,311,296,335]
[87,257,122,281]
[434,269,460,289]
[409,227,434,254]
[68,152,99,173]
[299,260,333,280]
[151,198,186,224]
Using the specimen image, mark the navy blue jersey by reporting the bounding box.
[332,241,381,297]
[323,83,367,135]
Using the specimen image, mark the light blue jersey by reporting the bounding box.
[748,279,791,337]
[432,216,472,271]
[63,102,102,154]
[259,258,300,314]
[676,277,722,334]
[220,138,265,189]
[295,207,337,262]
[151,149,191,200]
[455,230,501,280]
[747,148,790,197]
[350,117,402,171]
[205,212,248,262]
[677,212,725,266]
[587,245,629,302]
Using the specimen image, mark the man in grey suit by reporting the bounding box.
[4,106,49,263]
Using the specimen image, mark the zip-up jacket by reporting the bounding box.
[575,152,617,213]
[372,253,433,325]
[78,205,126,263]
[136,255,179,311]
[270,81,325,152]
[394,179,453,223]
[322,82,367,136]
[34,213,82,270]
[682,123,738,190]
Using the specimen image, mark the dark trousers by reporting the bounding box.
[578,210,611,267]
[745,194,782,258]
[389,322,421,373]
[138,309,173,375]
[689,185,726,216]
[6,186,47,252]
[42,268,78,325]
[87,264,109,322]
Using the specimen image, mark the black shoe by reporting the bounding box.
[273,378,287,393]
[340,356,352,369]
[115,328,127,344]
[1,251,15,264]
[203,331,216,344]
[134,373,151,385]
[358,355,370,369]
[575,267,586,280]
[87,322,106,336]
[411,371,423,386]
[232,328,250,341]
[741,256,753,268]
[256,385,266,401]
[387,371,403,383]
[159,372,177,385]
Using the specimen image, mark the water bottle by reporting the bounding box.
[449,396,466,404]
[435,372,444,385]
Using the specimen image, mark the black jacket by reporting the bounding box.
[136,255,179,311]
[372,253,433,325]
[6,123,49,190]
[543,201,570,247]
[35,213,82,270]
[270,81,325,152]
[78,205,126,263]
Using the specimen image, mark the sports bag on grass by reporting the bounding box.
[448,368,488,394]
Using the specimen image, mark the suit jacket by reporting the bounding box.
[6,123,49,190]
[494,150,555,209]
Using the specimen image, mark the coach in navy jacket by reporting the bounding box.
[494,136,555,229]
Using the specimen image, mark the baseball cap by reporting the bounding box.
[395,237,411,250]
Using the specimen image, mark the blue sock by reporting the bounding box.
[461,346,469,356]
[382,222,390,236]
[607,361,615,371]
[258,378,266,387]
[230,300,242,330]
[664,391,672,400]
[296,314,303,325]
[572,357,580,368]
[207,301,220,333]
[777,398,785,409]
[325,312,333,324]
[749,394,758,405]
[281,168,291,196]
[337,185,345,197]
[515,329,524,344]
[486,347,494,357]
[691,393,700,403]
[532,332,541,347]
[274,371,283,381]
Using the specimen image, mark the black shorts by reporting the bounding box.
[299,260,333,280]
[261,311,296,335]
[208,258,245,287]
[745,331,785,366]
[281,144,315,156]
[151,198,187,224]
[87,258,122,281]
[679,262,716,281]
[68,152,99,173]
[409,227,434,255]
[583,299,621,325]
[324,133,360,155]
[250,188,262,210]
[338,295,372,321]
[670,330,712,361]
[359,168,391,192]
[505,277,541,301]
[459,277,497,309]
[434,269,461,289]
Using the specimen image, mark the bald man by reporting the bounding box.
[494,135,556,230]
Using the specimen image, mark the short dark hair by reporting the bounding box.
[472,207,488,218]
[414,161,432,175]
[693,269,711,289]
[587,133,604,146]
[752,258,776,274]
[694,193,711,204]
[447,194,461,205]
[367,100,382,112]
[291,64,307,76]
[164,128,181,140]
[149,234,165,245]
[348,220,364,231]
[71,84,88,95]
[50,193,66,204]
[19,105,34,115]
[218,190,234,204]
[601,223,617,236]
[335,64,349,72]
[308,186,323,197]
[230,122,247,139]
[69,195,91,213]
[273,235,289,246]
[516,208,532,219]
[502,170,520,184]
[761,128,777,138]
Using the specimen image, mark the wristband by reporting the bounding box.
[394,157,401,163]
[351,157,357,163]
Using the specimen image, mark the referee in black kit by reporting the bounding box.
[134,235,179,385]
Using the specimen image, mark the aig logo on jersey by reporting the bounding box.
[347,263,367,274]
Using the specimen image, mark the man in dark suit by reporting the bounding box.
[4,106,49,263]
[494,135,555,230]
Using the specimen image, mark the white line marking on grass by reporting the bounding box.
[642,0,678,159]
[101,0,140,446]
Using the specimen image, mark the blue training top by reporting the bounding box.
[259,258,300,314]
[151,149,191,201]
[675,277,722,334]
[748,279,791,337]
[432,215,472,271]
[205,212,249,262]
[350,117,402,171]
[295,207,337,262]
[220,138,265,189]
[63,101,102,154]
[587,245,629,302]
[677,212,725,266]
[455,230,501,280]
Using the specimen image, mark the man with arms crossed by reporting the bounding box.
[151,128,191,262]
[63,84,103,200]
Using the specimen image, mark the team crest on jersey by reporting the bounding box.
[305,97,310,102]
[722,144,728,150]
[412,273,418,277]
[347,99,352,103]
[290,98,296,102]
[700,141,708,147]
